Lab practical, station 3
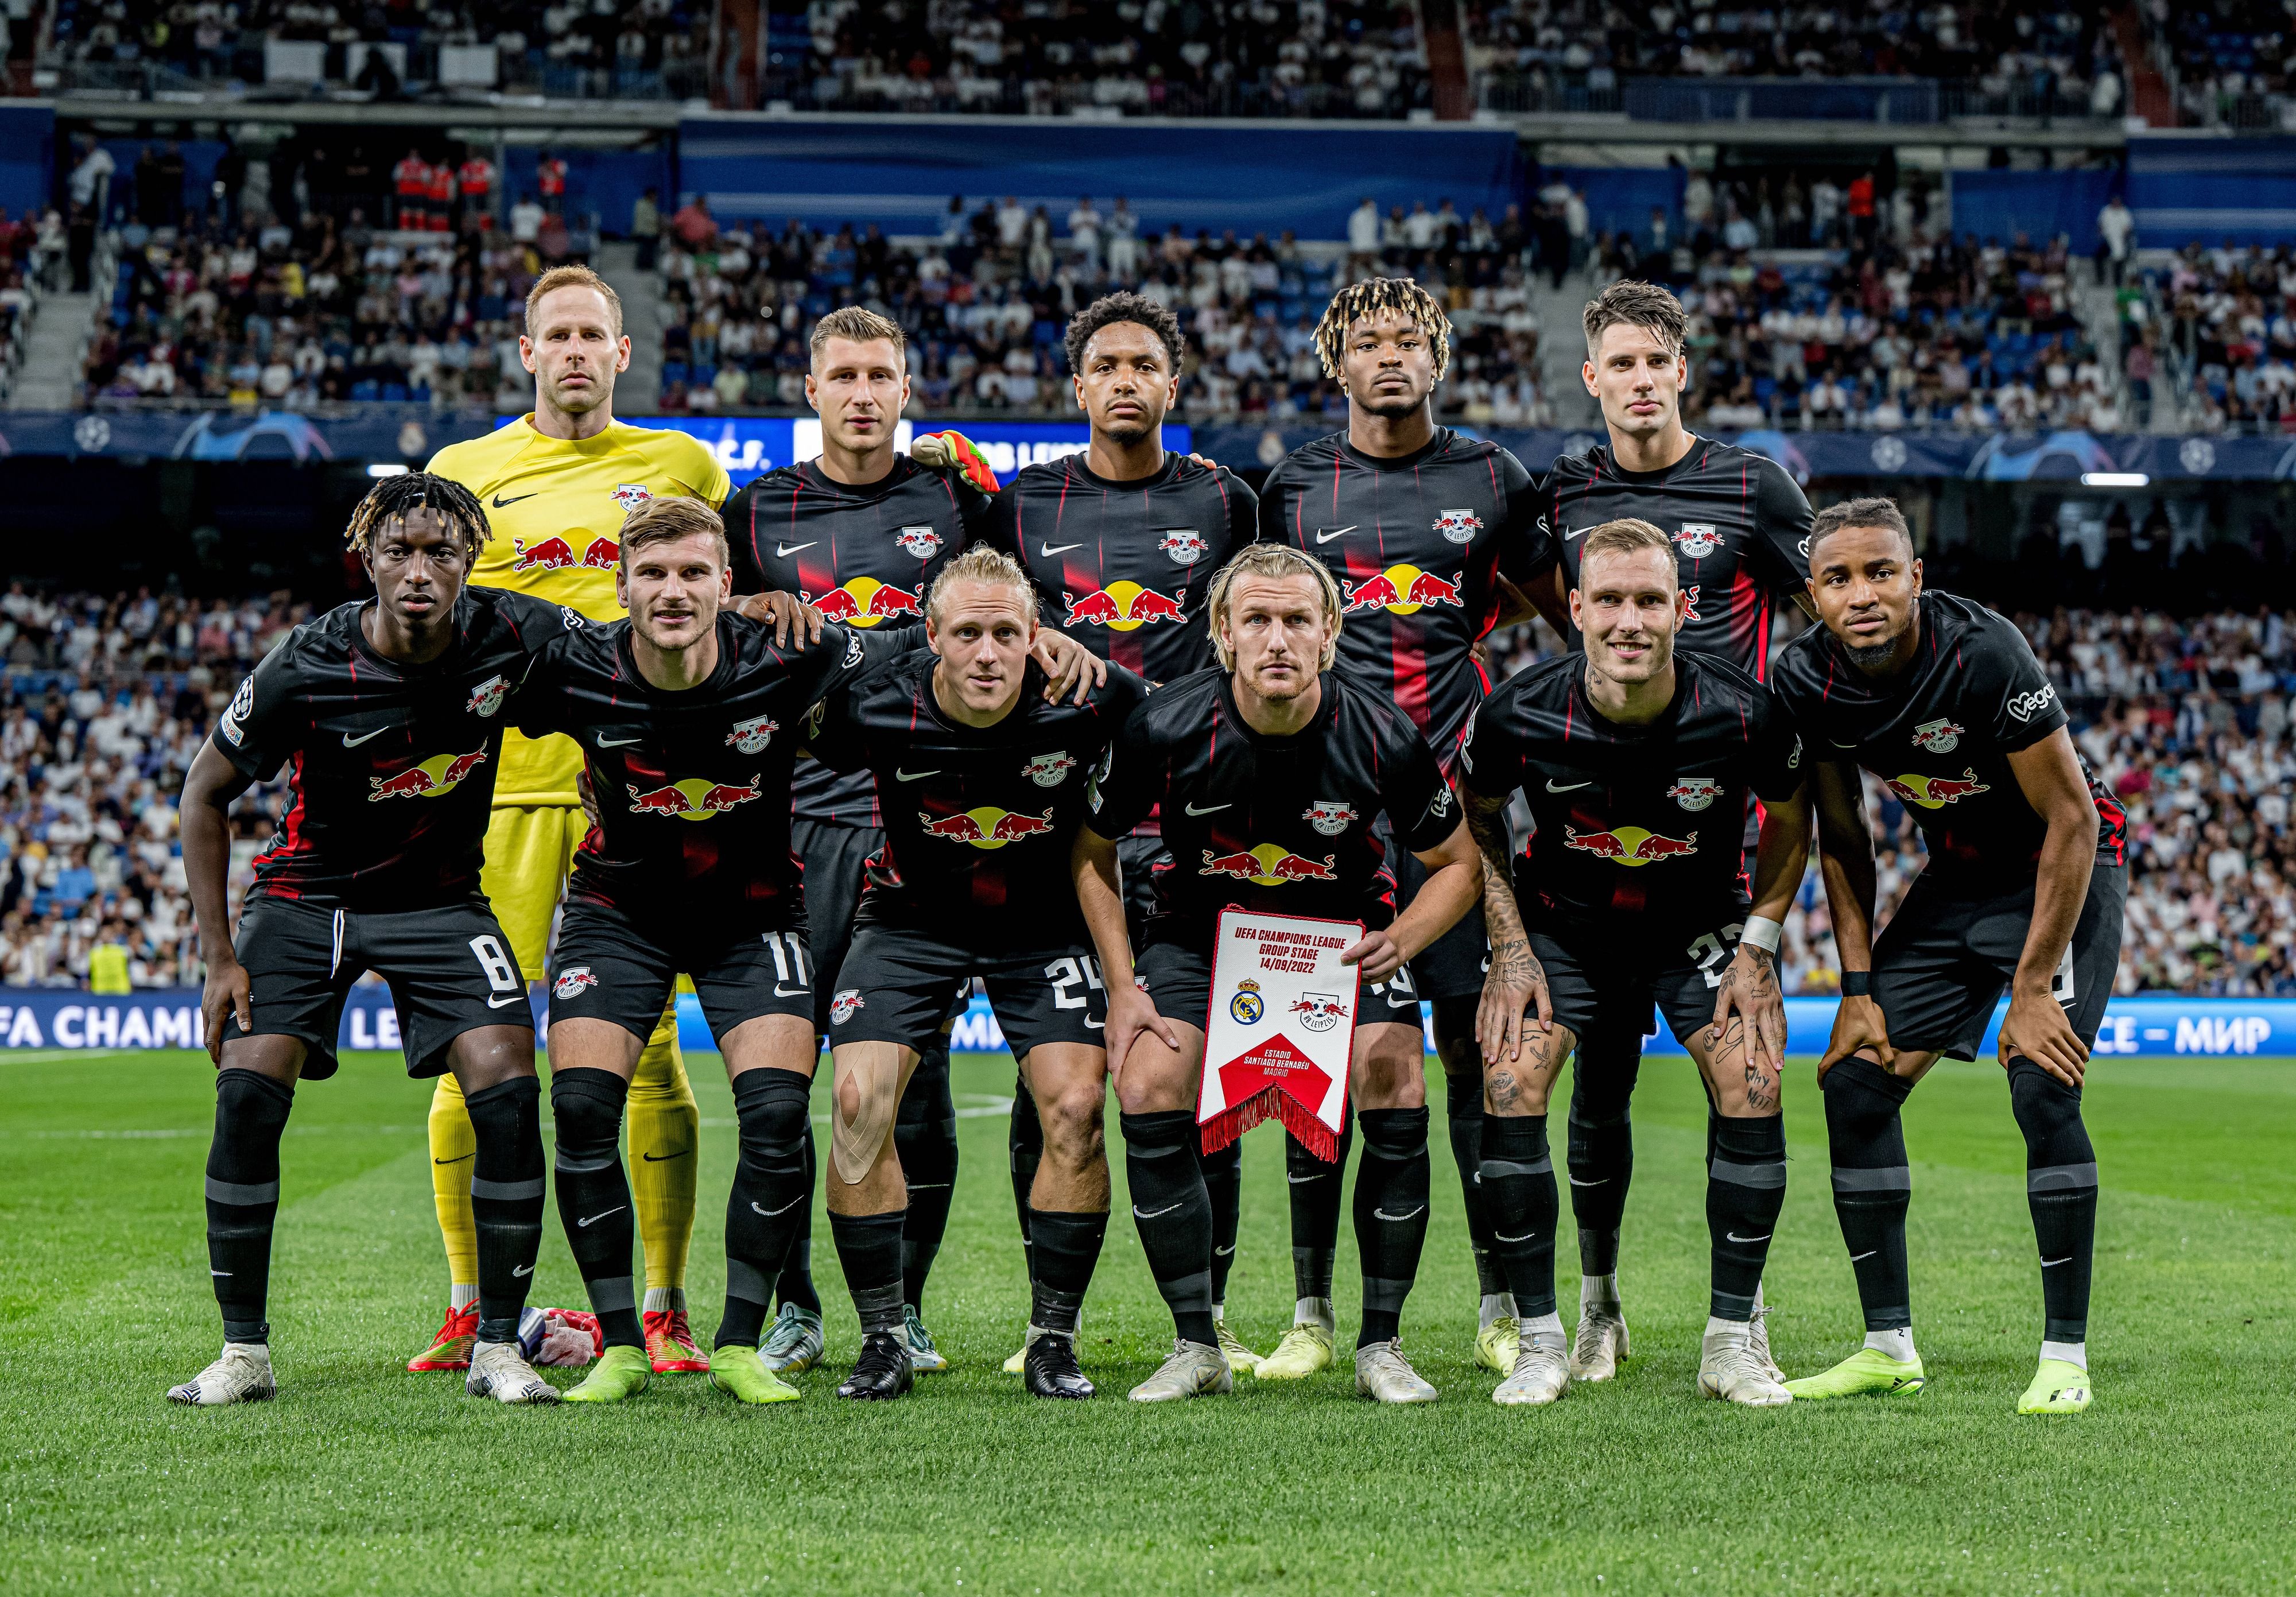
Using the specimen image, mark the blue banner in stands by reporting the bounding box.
[674,115,1525,240]
[1948,168,2119,255]
[639,416,1189,487]
[0,104,56,218]
[2,990,2289,1062]
[2128,135,2296,245]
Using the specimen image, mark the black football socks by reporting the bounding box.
[1352,1107,1432,1348]
[204,1069,294,1343]
[1120,1110,1216,1347]
[463,1076,546,1344]
[550,1067,642,1348]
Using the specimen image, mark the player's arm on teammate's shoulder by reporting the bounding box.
[716,478,832,650]
[1754,456,1820,620]
[180,737,258,1063]
[1810,757,1892,1079]
[1491,454,1559,631]
[1999,728,2103,1087]
[1033,627,1107,704]
[1073,823,1171,1090]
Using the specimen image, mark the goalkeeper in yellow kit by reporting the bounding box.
[411,263,730,1374]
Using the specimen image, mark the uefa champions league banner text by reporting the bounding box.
[0,989,2288,1060]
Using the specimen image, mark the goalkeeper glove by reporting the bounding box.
[912,429,1001,495]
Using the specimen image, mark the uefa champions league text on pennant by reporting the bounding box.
[1197,908,1363,1162]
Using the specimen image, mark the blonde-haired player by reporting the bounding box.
[412,263,729,1376]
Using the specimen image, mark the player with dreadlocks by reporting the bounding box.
[1252,276,1562,1391]
[170,474,576,1406]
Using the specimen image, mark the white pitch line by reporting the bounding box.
[0,1050,128,1066]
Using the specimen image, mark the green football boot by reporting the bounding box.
[1782,1346,1926,1400]
[2016,1358,2091,1414]
[711,1345,802,1405]
[562,1343,652,1404]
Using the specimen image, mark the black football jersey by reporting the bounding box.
[1087,668,1460,935]
[984,452,1258,684]
[517,613,903,919]
[1769,590,2127,882]
[212,587,565,912]
[724,454,996,827]
[805,652,1148,940]
[1542,436,1813,677]
[1460,650,1805,930]
[1256,428,1552,777]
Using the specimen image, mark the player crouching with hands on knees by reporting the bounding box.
[1076,544,1481,1404]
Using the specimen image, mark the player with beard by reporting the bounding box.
[421,265,729,1378]
[1081,544,1481,1404]
[802,547,1147,1400]
[1460,519,1812,1409]
[512,496,909,1405]
[717,307,1002,1379]
[170,477,562,1407]
[1773,499,2127,1415]
[1519,278,1817,1386]
[1254,278,1556,1382]
[984,291,1261,1375]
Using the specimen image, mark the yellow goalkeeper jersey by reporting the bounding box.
[426,414,731,807]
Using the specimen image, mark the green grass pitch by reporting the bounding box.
[5,1047,2291,1595]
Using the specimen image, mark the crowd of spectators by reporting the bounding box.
[659,191,1553,424]
[0,583,300,992]
[2139,241,2296,435]
[2142,0,2296,130]
[771,0,1430,119]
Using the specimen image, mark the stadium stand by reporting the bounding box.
[2135,242,2296,433]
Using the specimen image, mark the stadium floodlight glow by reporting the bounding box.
[2080,472,2149,487]
[367,463,409,478]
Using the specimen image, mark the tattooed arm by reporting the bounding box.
[1710,782,1812,1110]
[1467,786,1552,1067]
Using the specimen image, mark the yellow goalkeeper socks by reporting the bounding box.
[628,1004,698,1301]
[426,1072,481,1301]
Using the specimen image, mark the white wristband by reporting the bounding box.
[1740,915,1783,954]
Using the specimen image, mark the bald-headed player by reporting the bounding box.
[418,263,731,1377]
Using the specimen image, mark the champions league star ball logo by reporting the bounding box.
[1674,524,1723,559]
[1291,992,1347,1033]
[553,967,599,1000]
[1912,718,1964,754]
[1667,777,1723,812]
[830,989,864,1025]
[1434,509,1483,544]
[610,483,653,511]
[466,675,510,719]
[895,526,943,560]
[1230,979,1266,1025]
[1158,529,1209,564]
[1022,750,1078,788]
[1302,800,1358,836]
[725,714,780,754]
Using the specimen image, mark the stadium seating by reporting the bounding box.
[2136,243,2296,433]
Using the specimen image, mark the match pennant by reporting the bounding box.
[1197,908,1362,1162]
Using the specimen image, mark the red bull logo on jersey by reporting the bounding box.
[895,526,943,560]
[1912,718,1964,754]
[1291,991,1348,1033]
[368,746,488,801]
[1199,843,1339,885]
[725,714,779,755]
[1158,529,1209,564]
[1021,751,1078,788]
[610,483,652,511]
[510,535,579,573]
[1667,777,1723,813]
[1064,582,1186,631]
[466,675,510,719]
[1674,524,1723,559]
[580,536,619,569]
[1302,800,1359,837]
[1435,508,1483,544]
[1343,565,1465,616]
[552,966,599,1000]
[806,577,925,627]
[1887,769,1991,809]
[917,806,1058,849]
[1562,825,1699,866]
[624,774,765,820]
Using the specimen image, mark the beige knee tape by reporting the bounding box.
[829,1050,902,1184]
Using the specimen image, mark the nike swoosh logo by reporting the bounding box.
[1829,739,1863,750]
[1564,525,1588,540]
[577,1206,626,1227]
[596,734,642,749]
[751,1196,803,1217]
[1727,1231,1773,1245]
[1213,1244,1235,1257]
[486,993,526,1009]
[1315,525,1355,544]
[1494,1230,1539,1243]
[342,727,388,747]
[1373,1205,1427,1222]
[1849,1250,1878,1262]
[2041,1256,2071,1267]
[435,1155,474,1165]
[897,768,940,781]
[1286,1173,1320,1185]
[773,984,808,997]
[1568,1176,1604,1187]
[210,1269,231,1276]
[513,1263,534,1277]
[491,493,537,509]
[641,1149,689,1162]
[1085,1017,1105,1029]
[1133,1202,1182,1219]
[775,541,817,556]
[1546,779,1592,792]
[1184,801,1230,815]
[1041,542,1083,556]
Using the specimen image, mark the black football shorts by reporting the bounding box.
[794,816,878,1032]
[1521,905,1754,1053]
[1395,840,1487,1002]
[831,912,1106,1060]
[223,896,531,1080]
[1872,862,2127,1062]
[547,897,816,1047]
